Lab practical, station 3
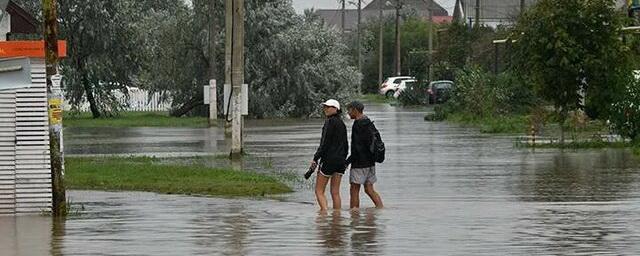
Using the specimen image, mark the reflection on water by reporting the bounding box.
[0,217,52,256]
[3,103,640,255]
[316,210,347,255]
[514,150,640,202]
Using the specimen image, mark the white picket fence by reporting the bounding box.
[64,87,173,112]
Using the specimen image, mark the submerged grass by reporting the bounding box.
[64,112,209,128]
[445,112,528,134]
[65,156,293,197]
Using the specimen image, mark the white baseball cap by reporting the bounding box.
[321,99,341,110]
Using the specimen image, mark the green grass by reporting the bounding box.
[64,112,208,128]
[520,141,631,149]
[65,156,293,197]
[359,93,394,104]
[445,112,529,134]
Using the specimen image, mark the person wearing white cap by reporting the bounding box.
[311,99,348,211]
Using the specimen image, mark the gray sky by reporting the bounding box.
[291,0,457,14]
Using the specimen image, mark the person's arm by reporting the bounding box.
[313,119,333,163]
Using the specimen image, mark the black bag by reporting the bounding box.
[369,123,385,163]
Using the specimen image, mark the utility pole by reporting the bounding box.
[428,4,433,82]
[224,0,232,134]
[520,0,525,16]
[230,0,244,158]
[378,4,384,85]
[475,0,480,28]
[209,0,217,123]
[394,0,401,76]
[357,0,362,93]
[43,0,65,217]
[341,0,346,33]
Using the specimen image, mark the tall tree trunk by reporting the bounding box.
[82,74,101,118]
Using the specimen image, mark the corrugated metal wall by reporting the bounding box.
[0,58,51,215]
[0,87,16,214]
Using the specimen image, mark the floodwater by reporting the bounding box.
[4,103,640,255]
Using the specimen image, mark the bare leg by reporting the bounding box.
[350,183,361,209]
[364,183,384,208]
[330,174,343,210]
[315,173,330,211]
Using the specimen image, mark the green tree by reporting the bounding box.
[359,16,436,93]
[143,0,359,118]
[512,0,632,143]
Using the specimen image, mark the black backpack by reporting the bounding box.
[369,123,385,163]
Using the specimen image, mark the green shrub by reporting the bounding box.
[610,78,640,141]
[397,81,429,106]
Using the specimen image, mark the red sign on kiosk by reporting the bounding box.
[0,41,67,58]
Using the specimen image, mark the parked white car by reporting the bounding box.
[393,79,418,98]
[379,76,414,98]
[634,70,639,80]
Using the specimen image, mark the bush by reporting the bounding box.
[610,78,640,141]
[447,66,536,117]
[397,81,429,106]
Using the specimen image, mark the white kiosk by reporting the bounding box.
[0,40,65,215]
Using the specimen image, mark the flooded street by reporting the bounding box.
[4,103,640,255]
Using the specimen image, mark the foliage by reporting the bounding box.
[397,81,429,106]
[610,78,640,141]
[447,66,496,117]
[245,3,359,118]
[21,0,359,119]
[434,66,536,133]
[142,0,359,118]
[359,16,437,93]
[512,0,632,142]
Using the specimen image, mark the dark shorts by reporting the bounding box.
[319,162,346,177]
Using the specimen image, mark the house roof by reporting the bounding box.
[455,0,630,23]
[6,0,38,34]
[364,0,448,16]
[316,0,450,31]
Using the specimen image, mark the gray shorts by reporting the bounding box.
[350,166,377,185]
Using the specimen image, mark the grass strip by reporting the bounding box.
[65,156,293,197]
[64,112,208,128]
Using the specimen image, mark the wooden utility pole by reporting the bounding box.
[520,0,525,15]
[230,0,244,158]
[475,0,480,28]
[209,0,217,123]
[341,0,346,33]
[43,0,65,217]
[394,0,401,76]
[378,4,384,85]
[428,4,433,82]
[357,0,362,93]
[224,0,232,134]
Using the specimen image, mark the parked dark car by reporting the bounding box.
[428,80,454,104]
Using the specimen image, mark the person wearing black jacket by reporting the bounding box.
[346,101,383,209]
[312,99,348,211]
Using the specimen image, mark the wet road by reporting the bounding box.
[3,103,640,255]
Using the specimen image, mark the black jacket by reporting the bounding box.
[346,116,377,168]
[313,114,348,166]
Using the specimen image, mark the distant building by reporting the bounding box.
[316,0,451,33]
[453,0,630,27]
[0,1,38,41]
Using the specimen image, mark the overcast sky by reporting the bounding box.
[291,0,457,14]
